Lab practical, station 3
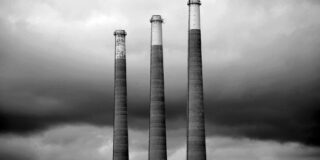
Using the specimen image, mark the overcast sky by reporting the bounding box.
[1,0,320,160]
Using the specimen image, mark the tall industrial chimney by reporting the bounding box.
[113,30,129,160]
[149,15,167,160]
[187,0,206,160]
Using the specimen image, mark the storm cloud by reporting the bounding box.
[1,0,320,157]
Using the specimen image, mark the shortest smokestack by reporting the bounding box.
[149,15,167,160]
[113,30,128,160]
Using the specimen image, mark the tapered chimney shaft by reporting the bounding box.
[187,0,206,160]
[149,15,167,160]
[113,30,129,160]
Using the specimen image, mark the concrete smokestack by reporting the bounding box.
[149,15,167,160]
[113,30,129,160]
[187,1,206,160]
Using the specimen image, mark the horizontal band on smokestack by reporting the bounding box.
[150,15,163,46]
[188,0,201,5]
[189,0,201,30]
[114,30,127,59]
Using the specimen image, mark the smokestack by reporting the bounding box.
[187,1,206,160]
[149,15,167,160]
[113,30,129,160]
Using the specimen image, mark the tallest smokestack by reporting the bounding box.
[113,30,128,160]
[187,1,206,160]
[149,15,167,160]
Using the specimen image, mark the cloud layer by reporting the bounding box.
[1,125,320,160]
[1,0,320,153]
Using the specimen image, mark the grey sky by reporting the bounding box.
[1,0,320,159]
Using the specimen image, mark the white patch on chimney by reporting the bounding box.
[151,21,163,45]
[115,36,125,59]
[189,4,201,30]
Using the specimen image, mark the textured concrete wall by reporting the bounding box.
[149,45,167,160]
[187,29,206,160]
[113,33,128,160]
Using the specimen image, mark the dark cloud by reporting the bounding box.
[0,136,37,160]
[0,81,113,133]
[0,0,320,150]
[202,15,320,145]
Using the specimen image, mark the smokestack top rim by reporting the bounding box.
[114,30,127,36]
[188,0,201,5]
[150,15,163,23]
